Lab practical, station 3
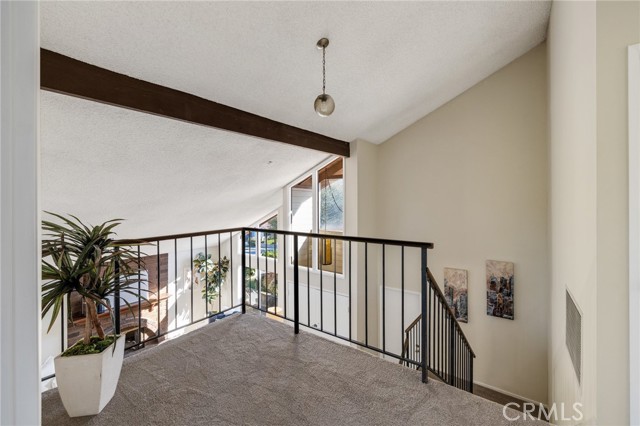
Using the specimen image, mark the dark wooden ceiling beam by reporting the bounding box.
[40,49,350,157]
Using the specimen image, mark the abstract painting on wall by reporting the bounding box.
[444,268,468,323]
[486,260,514,320]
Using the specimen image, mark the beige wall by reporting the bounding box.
[596,2,639,424]
[372,44,549,403]
[548,2,598,423]
[548,1,639,424]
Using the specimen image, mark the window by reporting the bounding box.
[244,214,279,311]
[318,158,344,273]
[259,215,278,258]
[244,214,278,258]
[290,176,313,267]
[289,157,344,273]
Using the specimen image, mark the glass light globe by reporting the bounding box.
[314,94,335,117]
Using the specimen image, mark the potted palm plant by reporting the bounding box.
[41,213,145,417]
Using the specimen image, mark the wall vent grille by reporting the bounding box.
[566,290,582,383]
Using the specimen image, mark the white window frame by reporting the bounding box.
[285,156,346,275]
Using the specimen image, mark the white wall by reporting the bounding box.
[372,44,550,404]
[547,2,598,423]
[595,2,639,424]
[548,2,640,424]
[0,2,41,424]
[345,140,380,346]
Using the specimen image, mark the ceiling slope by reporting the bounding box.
[41,91,329,239]
[41,1,551,144]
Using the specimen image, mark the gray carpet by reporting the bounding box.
[42,313,543,425]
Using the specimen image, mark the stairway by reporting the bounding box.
[400,268,475,393]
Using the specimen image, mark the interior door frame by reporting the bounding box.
[628,42,640,426]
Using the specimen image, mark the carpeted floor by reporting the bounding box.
[42,313,544,425]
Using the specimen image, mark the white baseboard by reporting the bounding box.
[474,380,546,408]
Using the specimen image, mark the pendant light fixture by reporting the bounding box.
[314,38,335,117]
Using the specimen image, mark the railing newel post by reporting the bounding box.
[420,246,428,384]
[293,235,300,334]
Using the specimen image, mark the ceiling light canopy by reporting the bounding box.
[314,38,335,117]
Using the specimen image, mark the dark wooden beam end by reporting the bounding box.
[40,49,350,157]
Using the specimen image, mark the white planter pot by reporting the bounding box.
[54,335,125,417]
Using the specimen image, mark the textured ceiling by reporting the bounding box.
[40,91,329,239]
[41,1,551,144]
[40,1,551,238]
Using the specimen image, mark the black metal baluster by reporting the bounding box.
[229,232,233,309]
[465,344,469,391]
[241,231,246,314]
[138,245,142,345]
[428,285,432,370]
[265,231,269,314]
[412,322,415,369]
[382,244,386,353]
[283,234,287,319]
[257,231,261,312]
[440,310,454,377]
[60,297,65,352]
[419,320,422,371]
[469,347,472,392]
[273,232,277,316]
[333,239,337,336]
[459,336,462,388]
[444,304,448,378]
[114,247,121,335]
[307,239,310,327]
[174,238,178,329]
[266,231,270,313]
[348,241,352,342]
[466,344,469,391]
[449,314,456,386]
[218,233,222,314]
[157,242,161,336]
[445,307,448,379]
[401,246,405,362]
[409,327,413,368]
[248,232,252,307]
[205,236,209,316]
[365,242,368,347]
[437,295,441,375]
[456,334,459,388]
[293,234,299,334]
[190,238,194,323]
[461,340,463,390]
[431,285,435,372]
[320,238,323,331]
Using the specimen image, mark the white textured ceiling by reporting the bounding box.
[41,91,329,239]
[40,1,551,238]
[41,1,551,145]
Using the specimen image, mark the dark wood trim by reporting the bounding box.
[40,49,350,157]
[473,383,547,420]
